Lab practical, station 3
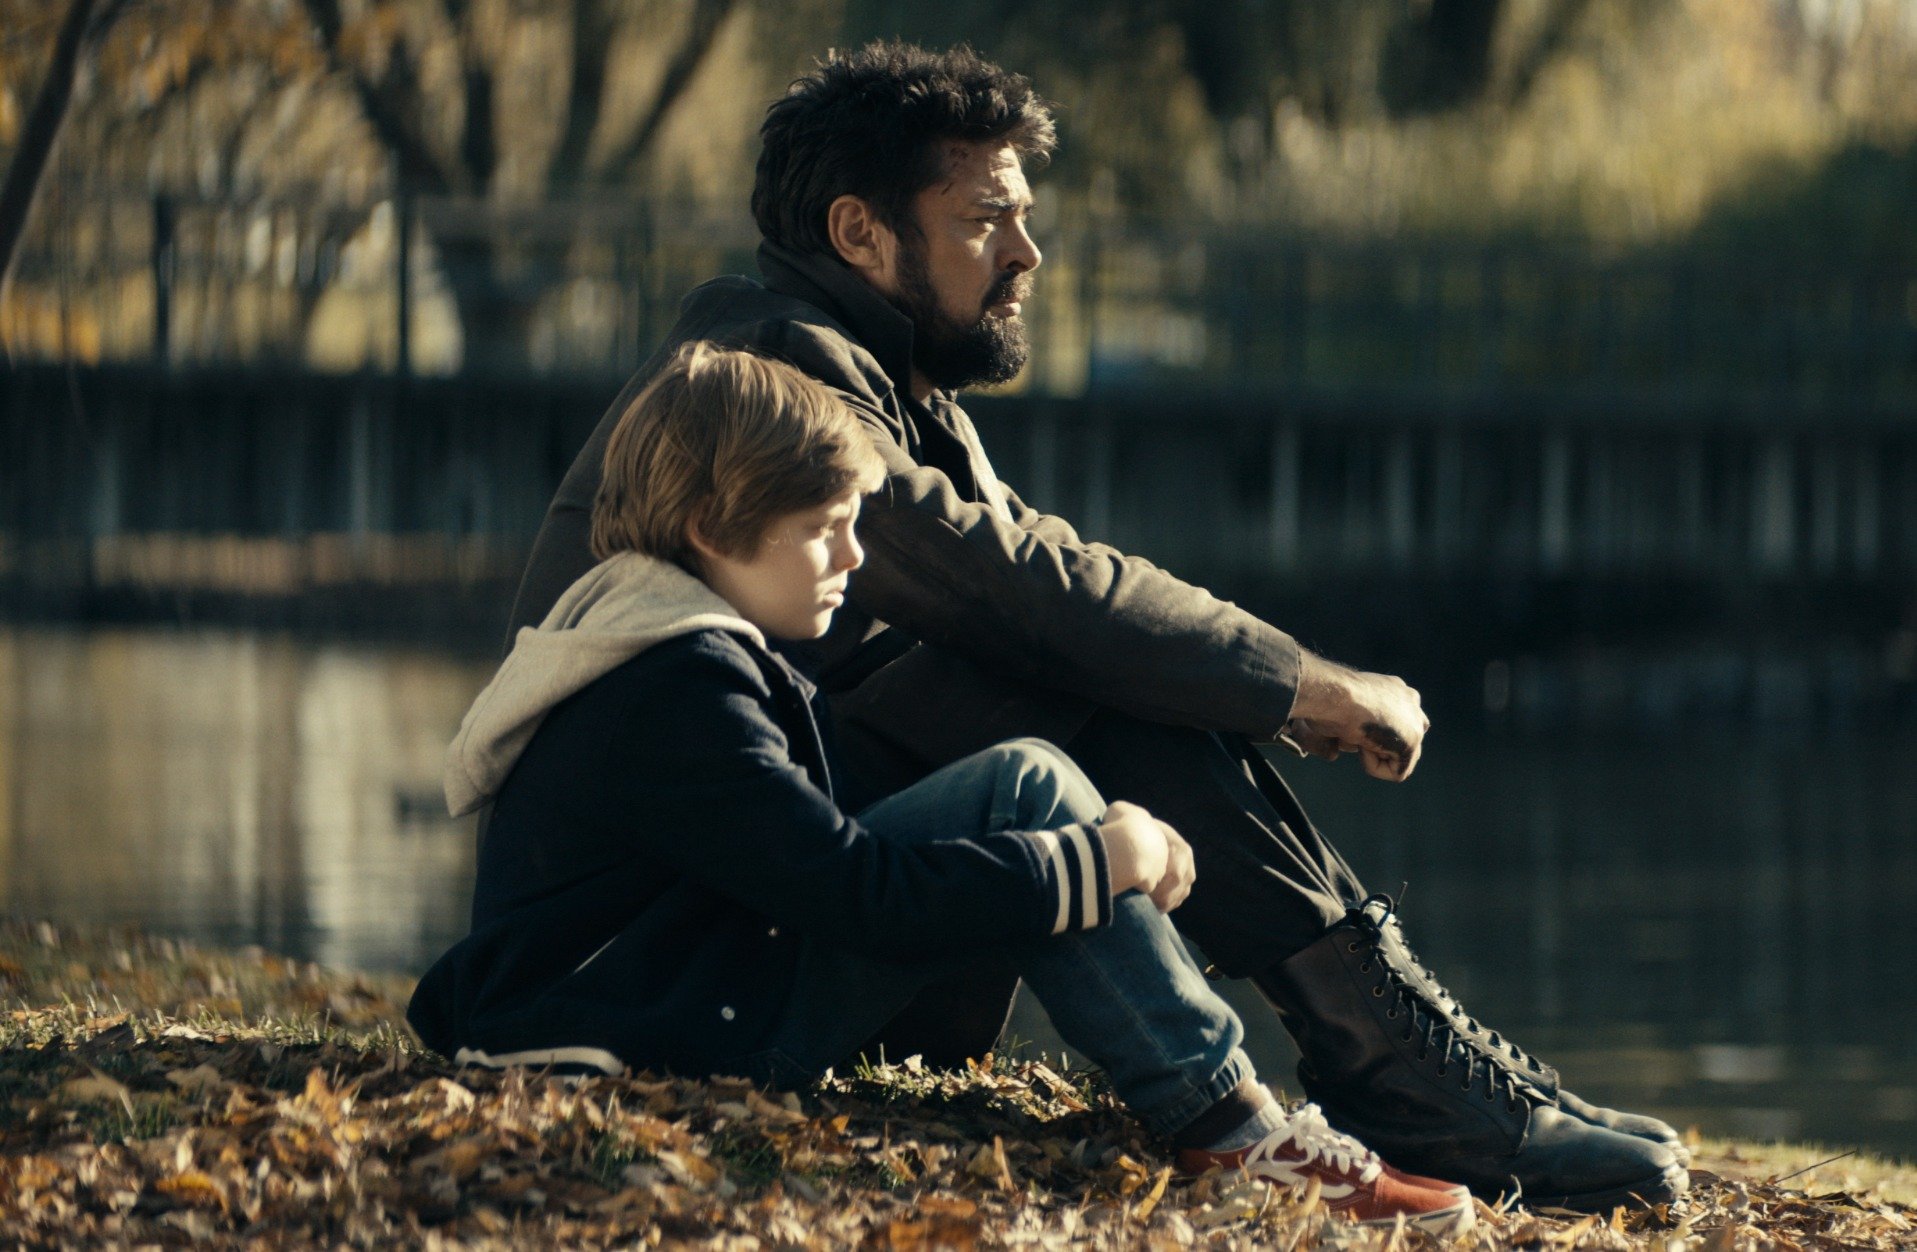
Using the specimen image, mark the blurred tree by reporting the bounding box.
[6,0,1915,368]
[3,0,832,368]
[0,0,123,311]
[2,0,361,360]
[296,0,769,367]
[842,0,1617,210]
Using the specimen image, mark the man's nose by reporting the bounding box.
[1003,218,1041,274]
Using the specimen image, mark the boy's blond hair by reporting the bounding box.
[590,342,886,567]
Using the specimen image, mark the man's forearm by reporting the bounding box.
[853,465,1303,738]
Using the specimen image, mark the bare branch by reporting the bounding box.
[548,0,615,190]
[434,0,496,191]
[0,0,101,307]
[298,0,462,194]
[597,0,740,182]
[86,0,135,40]
[1499,0,1594,107]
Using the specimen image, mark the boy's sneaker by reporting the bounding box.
[1177,1102,1476,1236]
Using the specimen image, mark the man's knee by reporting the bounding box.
[991,737,1106,828]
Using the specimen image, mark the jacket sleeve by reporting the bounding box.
[616,640,1113,958]
[842,397,1303,738]
[998,480,1087,548]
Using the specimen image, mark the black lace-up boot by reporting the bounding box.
[1255,896,1689,1212]
[1372,909,1688,1162]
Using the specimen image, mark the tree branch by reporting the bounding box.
[0,0,102,305]
[435,0,495,192]
[298,0,461,194]
[87,0,135,40]
[1499,0,1594,107]
[548,0,614,190]
[597,0,739,181]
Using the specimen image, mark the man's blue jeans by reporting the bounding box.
[724,737,1259,1140]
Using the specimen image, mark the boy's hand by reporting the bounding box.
[1097,801,1196,912]
[1146,816,1195,912]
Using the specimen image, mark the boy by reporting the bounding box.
[408,343,1473,1234]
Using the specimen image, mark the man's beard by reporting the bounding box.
[889,238,1032,392]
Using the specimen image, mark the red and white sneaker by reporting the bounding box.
[1177,1102,1476,1236]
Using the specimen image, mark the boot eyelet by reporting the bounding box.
[1435,1066,1448,1077]
[1346,942,1361,953]
[1358,961,1372,973]
[1370,986,1385,998]
[1385,1007,1398,1019]
[1460,1079,1472,1091]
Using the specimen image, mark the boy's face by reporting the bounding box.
[697,490,865,641]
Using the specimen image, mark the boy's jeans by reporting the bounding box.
[724,737,1259,1140]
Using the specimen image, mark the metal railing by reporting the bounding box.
[6,185,1914,414]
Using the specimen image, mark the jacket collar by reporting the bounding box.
[757,240,917,402]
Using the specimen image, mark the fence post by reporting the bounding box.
[395,174,413,382]
[151,193,175,367]
[1479,247,1505,385]
[1280,245,1308,383]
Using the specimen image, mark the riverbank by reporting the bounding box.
[1,919,1910,1249]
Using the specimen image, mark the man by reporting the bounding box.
[503,41,1686,1212]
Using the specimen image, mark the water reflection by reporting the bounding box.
[3,626,1914,1158]
[0,626,480,972]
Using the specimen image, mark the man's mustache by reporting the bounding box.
[985,272,1033,312]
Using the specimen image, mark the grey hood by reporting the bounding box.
[444,552,763,816]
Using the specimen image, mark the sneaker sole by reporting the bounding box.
[1348,1198,1477,1238]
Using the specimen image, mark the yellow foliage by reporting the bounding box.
[0,288,103,364]
[1237,0,1917,244]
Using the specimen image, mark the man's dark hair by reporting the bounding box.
[753,41,1056,257]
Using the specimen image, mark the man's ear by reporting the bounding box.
[826,194,896,285]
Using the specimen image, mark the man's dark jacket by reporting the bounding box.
[507,242,1305,765]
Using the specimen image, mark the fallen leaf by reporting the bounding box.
[166,1064,225,1096]
[1132,1165,1172,1223]
[57,1070,135,1118]
[154,1169,226,1211]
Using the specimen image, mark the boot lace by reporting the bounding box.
[1253,1102,1382,1183]
[1348,894,1531,1112]
[1384,910,1548,1077]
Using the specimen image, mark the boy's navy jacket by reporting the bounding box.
[407,552,1111,1076]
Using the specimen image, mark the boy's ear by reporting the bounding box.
[684,513,722,566]
[826,194,896,284]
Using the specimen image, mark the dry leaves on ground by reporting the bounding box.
[1,919,1913,1249]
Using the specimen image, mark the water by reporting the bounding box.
[3,625,1913,1159]
[0,626,481,973]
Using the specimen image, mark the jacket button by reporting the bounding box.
[720,1006,736,1021]
[767,927,779,938]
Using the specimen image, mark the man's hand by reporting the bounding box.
[1095,800,1196,912]
[1286,651,1429,782]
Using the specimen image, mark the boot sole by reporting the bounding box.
[1498,1162,1689,1214]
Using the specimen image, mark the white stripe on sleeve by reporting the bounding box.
[1062,826,1100,930]
[1031,829,1073,934]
